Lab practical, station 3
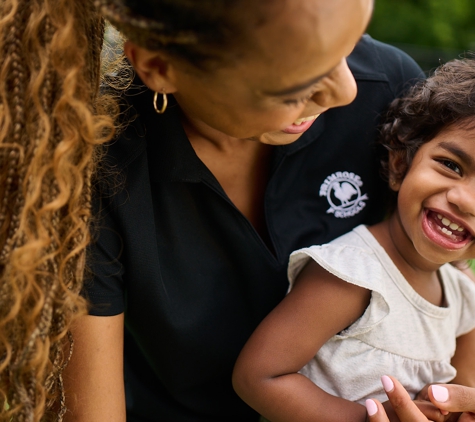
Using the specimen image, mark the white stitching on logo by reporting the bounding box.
[319,171,368,219]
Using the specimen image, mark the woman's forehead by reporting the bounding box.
[228,0,372,86]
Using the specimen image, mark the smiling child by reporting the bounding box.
[232,59,475,422]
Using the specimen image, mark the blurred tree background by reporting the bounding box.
[368,0,475,73]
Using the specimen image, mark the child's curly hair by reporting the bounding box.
[380,58,475,184]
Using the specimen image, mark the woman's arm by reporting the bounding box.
[232,260,372,422]
[63,314,126,422]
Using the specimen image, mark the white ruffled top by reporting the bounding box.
[288,225,475,404]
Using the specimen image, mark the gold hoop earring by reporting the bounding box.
[153,91,168,114]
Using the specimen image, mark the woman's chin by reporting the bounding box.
[256,130,304,145]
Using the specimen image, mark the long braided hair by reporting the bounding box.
[1,0,269,419]
[0,0,114,420]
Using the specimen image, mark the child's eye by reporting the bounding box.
[441,159,462,175]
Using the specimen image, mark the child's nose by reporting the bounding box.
[447,183,475,216]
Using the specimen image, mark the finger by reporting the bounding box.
[429,385,475,413]
[381,375,428,422]
[414,400,450,421]
[458,412,475,422]
[416,385,430,402]
[366,399,389,422]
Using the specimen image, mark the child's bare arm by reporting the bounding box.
[232,260,371,422]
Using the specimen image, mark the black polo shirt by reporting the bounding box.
[86,35,423,421]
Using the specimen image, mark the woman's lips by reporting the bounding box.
[282,114,320,134]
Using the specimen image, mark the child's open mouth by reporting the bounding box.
[434,213,468,239]
[423,210,473,249]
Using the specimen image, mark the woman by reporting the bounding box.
[62,0,430,421]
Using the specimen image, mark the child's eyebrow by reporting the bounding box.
[438,141,474,167]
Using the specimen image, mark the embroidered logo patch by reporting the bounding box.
[319,171,368,218]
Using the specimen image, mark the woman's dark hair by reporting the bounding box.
[380,58,475,184]
[97,0,270,70]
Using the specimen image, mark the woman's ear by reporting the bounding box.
[387,150,406,192]
[124,41,178,94]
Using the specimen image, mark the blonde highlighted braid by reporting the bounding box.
[0,0,270,419]
[0,0,114,420]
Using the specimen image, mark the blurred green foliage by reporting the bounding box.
[368,0,475,71]
[369,0,475,50]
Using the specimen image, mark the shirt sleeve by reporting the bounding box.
[82,97,149,317]
[372,37,425,96]
[83,181,126,316]
[288,237,390,336]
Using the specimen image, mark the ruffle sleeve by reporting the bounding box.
[288,241,390,337]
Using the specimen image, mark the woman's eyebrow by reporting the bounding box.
[262,69,333,97]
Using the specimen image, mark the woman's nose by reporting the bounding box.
[311,59,357,109]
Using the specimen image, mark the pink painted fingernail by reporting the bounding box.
[432,385,449,403]
[381,375,394,393]
[366,399,378,417]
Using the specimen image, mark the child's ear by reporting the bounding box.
[388,150,406,192]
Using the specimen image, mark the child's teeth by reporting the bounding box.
[436,213,465,233]
[441,227,453,235]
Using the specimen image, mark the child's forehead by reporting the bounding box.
[422,125,475,158]
[437,119,475,140]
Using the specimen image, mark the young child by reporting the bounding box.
[232,59,475,422]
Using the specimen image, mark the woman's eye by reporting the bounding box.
[283,87,320,107]
[283,93,313,107]
[441,159,462,175]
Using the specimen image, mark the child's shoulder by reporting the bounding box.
[439,263,475,296]
[288,225,385,291]
[438,263,475,336]
[329,224,373,247]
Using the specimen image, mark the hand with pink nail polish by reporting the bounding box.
[366,376,456,422]
[366,377,475,422]
[366,376,427,422]
[428,384,475,422]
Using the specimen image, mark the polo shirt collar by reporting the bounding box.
[136,93,207,183]
[278,116,325,155]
